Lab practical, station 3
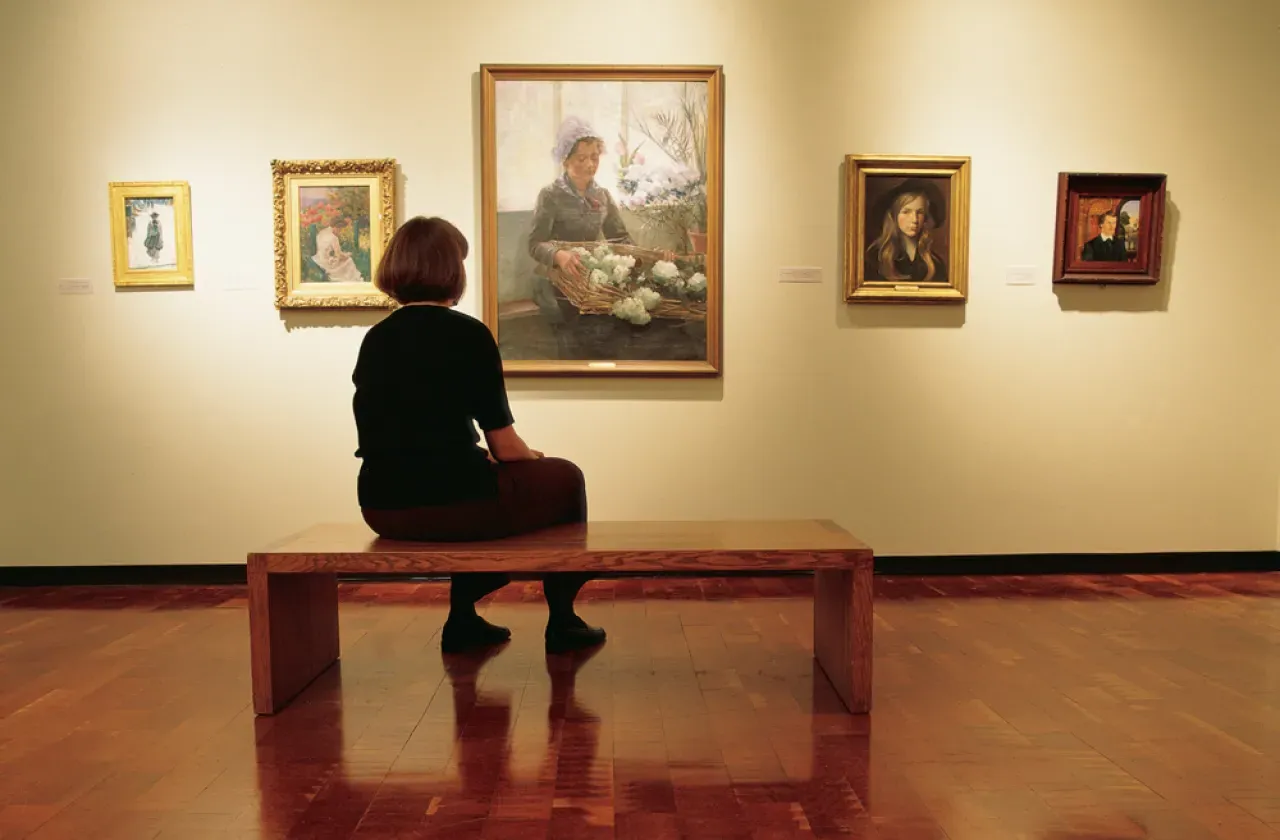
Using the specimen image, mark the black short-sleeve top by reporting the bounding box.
[351,304,513,509]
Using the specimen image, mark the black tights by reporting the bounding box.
[449,571,591,626]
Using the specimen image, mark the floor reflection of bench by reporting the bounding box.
[252,658,873,837]
[247,519,875,715]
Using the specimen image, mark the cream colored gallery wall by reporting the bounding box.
[0,0,1278,567]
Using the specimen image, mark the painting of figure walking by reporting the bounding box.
[108,181,193,288]
[125,197,176,270]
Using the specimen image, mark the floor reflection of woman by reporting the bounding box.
[865,179,948,284]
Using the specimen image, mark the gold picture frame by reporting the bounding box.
[271,158,397,309]
[843,154,970,303]
[480,63,724,377]
[108,181,194,288]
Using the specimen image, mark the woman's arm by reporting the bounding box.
[484,425,542,461]
[467,321,543,461]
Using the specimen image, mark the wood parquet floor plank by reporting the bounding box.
[0,573,1277,838]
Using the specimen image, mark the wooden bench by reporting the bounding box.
[247,518,874,716]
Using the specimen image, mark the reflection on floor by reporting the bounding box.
[1,573,1278,838]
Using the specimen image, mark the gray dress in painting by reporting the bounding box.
[527,174,632,269]
[526,175,632,358]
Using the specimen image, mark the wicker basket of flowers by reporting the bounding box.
[545,240,708,324]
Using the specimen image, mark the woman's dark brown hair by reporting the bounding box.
[375,216,469,304]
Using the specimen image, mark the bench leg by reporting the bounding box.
[248,562,340,715]
[812,565,873,713]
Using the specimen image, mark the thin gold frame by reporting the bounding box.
[479,63,724,377]
[843,154,970,304]
[108,181,194,288]
[271,158,397,309]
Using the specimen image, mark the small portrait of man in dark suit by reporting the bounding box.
[1080,210,1129,261]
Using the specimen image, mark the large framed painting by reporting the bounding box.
[480,64,724,376]
[1052,172,1166,285]
[843,155,970,304]
[108,181,194,288]
[271,158,397,309]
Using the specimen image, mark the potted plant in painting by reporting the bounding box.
[615,83,709,255]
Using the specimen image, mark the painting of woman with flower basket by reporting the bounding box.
[480,65,723,376]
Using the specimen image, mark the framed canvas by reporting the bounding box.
[271,158,397,309]
[479,64,724,377]
[1052,172,1166,284]
[108,181,194,288]
[843,155,970,304]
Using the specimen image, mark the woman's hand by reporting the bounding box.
[554,249,585,280]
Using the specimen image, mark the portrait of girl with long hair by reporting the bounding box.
[864,178,949,284]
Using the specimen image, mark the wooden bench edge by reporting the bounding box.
[250,548,873,575]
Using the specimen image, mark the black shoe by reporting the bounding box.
[545,619,606,654]
[442,615,511,654]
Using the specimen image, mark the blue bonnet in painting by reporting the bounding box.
[552,116,602,165]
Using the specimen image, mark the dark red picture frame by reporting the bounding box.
[1052,172,1167,285]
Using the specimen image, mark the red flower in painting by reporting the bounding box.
[300,201,338,228]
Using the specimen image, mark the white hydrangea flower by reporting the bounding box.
[635,287,661,310]
[588,268,608,286]
[611,295,652,325]
[687,272,707,292]
[651,260,679,282]
[611,264,631,285]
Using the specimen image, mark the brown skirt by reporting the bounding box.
[360,456,587,543]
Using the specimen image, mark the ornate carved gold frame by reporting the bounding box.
[271,158,397,309]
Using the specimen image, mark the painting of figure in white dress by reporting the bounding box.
[298,186,372,284]
[271,158,396,308]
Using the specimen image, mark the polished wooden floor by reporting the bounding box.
[1,573,1278,839]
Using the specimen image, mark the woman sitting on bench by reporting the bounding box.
[351,215,605,656]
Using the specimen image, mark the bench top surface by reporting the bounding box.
[250,519,872,573]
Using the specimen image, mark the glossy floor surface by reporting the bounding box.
[1,573,1278,839]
